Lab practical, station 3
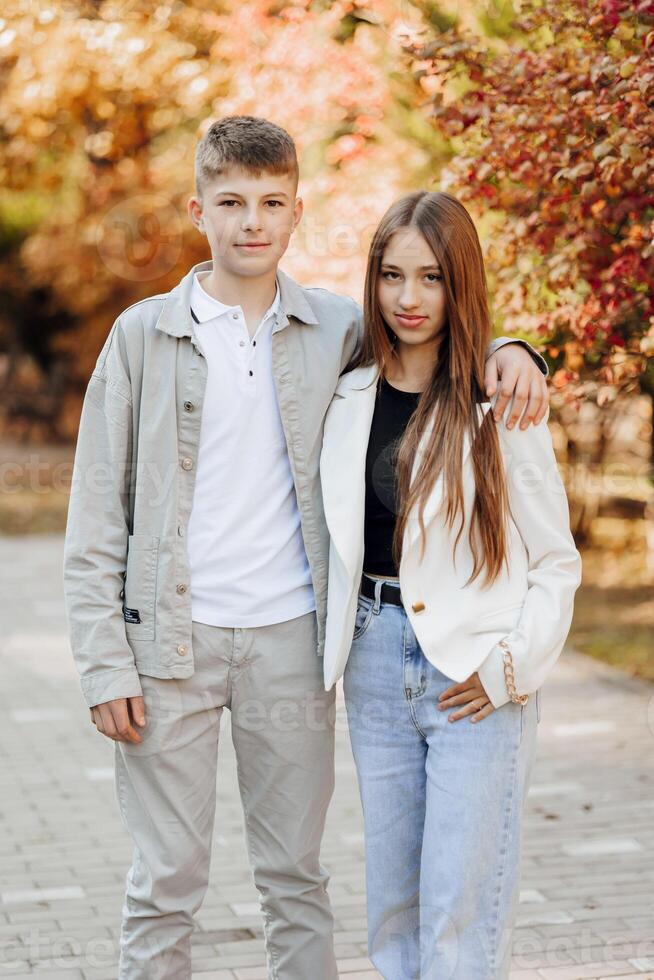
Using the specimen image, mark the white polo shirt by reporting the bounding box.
[186,271,316,628]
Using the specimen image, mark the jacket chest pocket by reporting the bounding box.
[122,534,159,641]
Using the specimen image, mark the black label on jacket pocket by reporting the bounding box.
[123,605,142,624]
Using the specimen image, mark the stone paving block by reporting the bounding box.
[212,951,269,968]
[537,962,650,979]
[334,957,380,972]
[187,962,235,978]
[598,975,654,980]
[209,938,266,957]
[562,839,644,857]
[5,912,60,927]
[0,944,32,966]
[79,971,123,980]
[217,943,266,970]
[334,943,364,958]
[517,909,577,927]
[18,972,84,979]
[2,886,86,904]
[336,973,382,979]
[334,929,369,943]
[336,915,370,930]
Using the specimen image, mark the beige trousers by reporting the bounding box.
[114,612,338,980]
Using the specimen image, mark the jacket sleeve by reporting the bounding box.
[63,317,143,709]
[486,336,549,377]
[476,403,582,708]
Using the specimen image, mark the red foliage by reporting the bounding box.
[407,0,654,397]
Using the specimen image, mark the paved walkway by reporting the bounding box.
[0,534,652,980]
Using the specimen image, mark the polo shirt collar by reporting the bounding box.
[190,270,281,325]
[156,259,318,339]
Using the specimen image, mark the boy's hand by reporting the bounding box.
[90,696,146,743]
[485,344,549,429]
[437,672,495,723]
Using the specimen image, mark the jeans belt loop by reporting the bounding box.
[372,578,384,615]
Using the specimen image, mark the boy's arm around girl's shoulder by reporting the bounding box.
[63,312,144,710]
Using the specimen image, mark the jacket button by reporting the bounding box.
[183,401,194,412]
[176,583,187,594]
[176,644,187,656]
[181,457,193,470]
[412,601,426,613]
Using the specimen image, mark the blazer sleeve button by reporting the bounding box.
[412,601,426,613]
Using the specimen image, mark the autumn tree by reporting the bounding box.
[404,0,654,408]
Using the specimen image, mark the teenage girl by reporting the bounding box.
[319,191,582,979]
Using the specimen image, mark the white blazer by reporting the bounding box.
[319,363,582,707]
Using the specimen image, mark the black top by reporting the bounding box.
[363,376,421,577]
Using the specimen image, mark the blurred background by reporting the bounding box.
[0,0,652,681]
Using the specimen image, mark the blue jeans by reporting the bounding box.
[343,577,540,980]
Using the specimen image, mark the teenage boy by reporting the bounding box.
[63,115,550,980]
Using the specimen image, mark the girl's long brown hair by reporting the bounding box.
[351,190,510,587]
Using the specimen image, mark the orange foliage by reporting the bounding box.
[0,0,424,438]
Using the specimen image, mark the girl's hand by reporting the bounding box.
[437,672,495,723]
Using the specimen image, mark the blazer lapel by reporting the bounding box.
[320,364,379,576]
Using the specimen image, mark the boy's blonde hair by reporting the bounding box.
[195,116,299,201]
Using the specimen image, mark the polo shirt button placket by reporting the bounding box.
[247,317,257,382]
[231,309,252,383]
